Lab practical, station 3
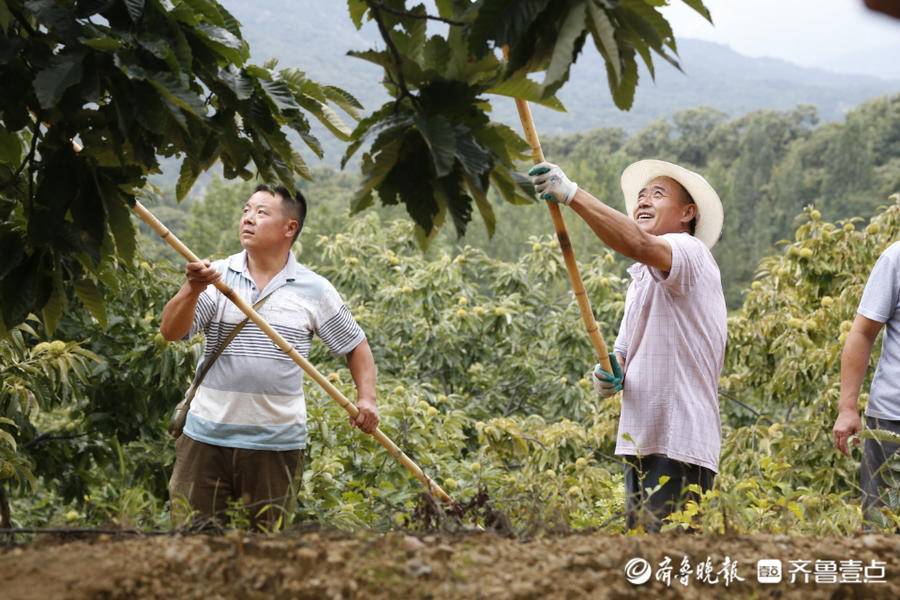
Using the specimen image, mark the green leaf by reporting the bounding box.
[587,2,620,84]
[0,428,16,451]
[454,127,492,179]
[34,53,84,110]
[416,115,456,178]
[0,128,23,166]
[0,0,11,32]
[299,96,353,141]
[148,72,207,117]
[218,66,254,100]
[347,0,367,29]
[102,187,136,263]
[680,0,712,22]
[486,77,566,112]
[41,269,66,336]
[354,138,403,213]
[176,158,200,201]
[74,278,107,327]
[322,85,363,120]
[81,36,125,51]
[543,1,587,91]
[124,0,145,23]
[609,50,638,110]
[466,174,496,239]
[196,23,248,63]
[291,151,312,180]
[261,78,301,112]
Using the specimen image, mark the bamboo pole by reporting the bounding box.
[503,52,612,373]
[131,202,454,504]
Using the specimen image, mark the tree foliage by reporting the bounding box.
[343,0,710,243]
[0,0,359,333]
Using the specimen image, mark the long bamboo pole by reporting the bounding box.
[131,202,454,504]
[503,54,612,372]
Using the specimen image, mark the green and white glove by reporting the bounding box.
[528,162,578,205]
[592,354,623,398]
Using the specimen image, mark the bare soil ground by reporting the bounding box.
[1,530,897,599]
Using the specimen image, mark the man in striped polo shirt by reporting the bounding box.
[160,184,377,530]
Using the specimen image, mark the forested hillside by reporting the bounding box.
[191,0,900,167]
[141,95,900,308]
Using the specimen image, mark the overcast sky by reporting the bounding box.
[662,0,900,79]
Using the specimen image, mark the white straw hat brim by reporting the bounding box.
[621,160,724,249]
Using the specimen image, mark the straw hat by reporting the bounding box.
[621,160,724,249]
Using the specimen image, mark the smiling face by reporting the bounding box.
[633,176,697,237]
[238,190,298,252]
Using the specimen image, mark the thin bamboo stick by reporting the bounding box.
[503,54,612,372]
[132,201,454,505]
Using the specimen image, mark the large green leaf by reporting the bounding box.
[176,158,200,201]
[261,78,301,112]
[416,115,456,178]
[73,278,107,327]
[485,77,566,112]
[680,0,712,22]
[347,0,367,29]
[298,96,353,141]
[101,183,136,263]
[0,129,23,166]
[196,23,248,64]
[218,65,254,100]
[587,2,621,85]
[0,0,11,33]
[34,53,84,109]
[543,1,588,91]
[41,268,66,336]
[322,85,363,120]
[354,137,403,213]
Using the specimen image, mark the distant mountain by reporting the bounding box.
[188,1,900,170]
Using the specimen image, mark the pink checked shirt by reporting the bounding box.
[613,232,727,472]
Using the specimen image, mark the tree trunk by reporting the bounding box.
[0,483,11,529]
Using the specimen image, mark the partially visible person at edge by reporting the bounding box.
[832,244,900,528]
[160,184,378,531]
[528,160,727,532]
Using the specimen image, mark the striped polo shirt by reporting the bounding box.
[183,250,366,451]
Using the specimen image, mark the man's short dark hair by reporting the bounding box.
[254,183,307,243]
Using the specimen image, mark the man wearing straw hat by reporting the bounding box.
[160,184,378,530]
[529,160,727,532]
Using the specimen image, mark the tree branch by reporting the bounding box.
[0,121,41,193]
[22,431,88,450]
[366,1,467,26]
[366,2,415,105]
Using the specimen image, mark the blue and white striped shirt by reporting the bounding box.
[183,250,366,450]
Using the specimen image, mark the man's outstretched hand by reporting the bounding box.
[528,162,578,205]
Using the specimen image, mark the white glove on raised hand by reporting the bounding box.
[528,162,578,205]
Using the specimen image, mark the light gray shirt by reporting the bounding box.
[614,233,728,472]
[857,241,900,420]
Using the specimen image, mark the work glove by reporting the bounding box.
[528,162,578,205]
[592,354,623,398]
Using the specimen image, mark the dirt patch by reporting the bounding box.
[1,530,897,598]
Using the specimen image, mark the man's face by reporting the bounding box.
[238,190,297,251]
[633,176,696,236]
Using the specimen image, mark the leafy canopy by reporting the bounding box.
[344,0,711,243]
[0,0,359,332]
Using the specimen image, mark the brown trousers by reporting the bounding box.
[169,435,304,531]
